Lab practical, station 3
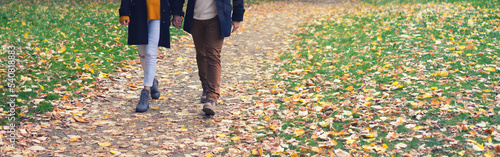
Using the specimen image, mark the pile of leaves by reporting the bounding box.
[234,1,500,156]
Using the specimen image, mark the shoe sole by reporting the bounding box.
[136,108,148,113]
[202,108,215,116]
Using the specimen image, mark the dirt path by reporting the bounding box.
[3,1,350,156]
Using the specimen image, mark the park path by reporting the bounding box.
[3,1,350,156]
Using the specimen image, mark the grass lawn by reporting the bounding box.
[247,0,500,156]
[0,1,185,124]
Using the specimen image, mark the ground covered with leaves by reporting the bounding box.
[0,1,184,123]
[1,0,500,156]
[239,1,500,156]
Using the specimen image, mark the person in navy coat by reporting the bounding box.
[172,0,245,116]
[119,0,184,112]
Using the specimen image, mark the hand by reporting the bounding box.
[120,20,130,26]
[172,15,183,29]
[231,21,241,33]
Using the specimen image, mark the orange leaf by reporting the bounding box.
[346,86,354,92]
[294,129,305,136]
[74,117,89,123]
[70,138,79,142]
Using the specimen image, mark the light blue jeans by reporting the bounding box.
[138,19,160,87]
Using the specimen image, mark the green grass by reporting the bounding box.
[0,1,185,124]
[246,0,500,156]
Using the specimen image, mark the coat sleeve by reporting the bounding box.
[119,0,131,17]
[170,0,185,16]
[231,0,245,21]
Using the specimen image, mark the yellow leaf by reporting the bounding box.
[104,114,109,118]
[110,151,116,155]
[75,58,82,63]
[421,93,432,99]
[231,136,240,141]
[98,142,112,147]
[40,85,44,91]
[392,81,398,86]
[484,67,496,72]
[458,151,465,156]
[89,68,94,74]
[59,46,66,53]
[460,45,466,50]
[20,113,25,116]
[24,32,28,38]
[22,21,26,26]
[99,73,109,78]
[216,134,226,137]
[438,71,449,77]
[431,87,437,90]
[205,153,213,157]
[84,64,90,69]
[252,149,258,155]
[158,95,165,99]
[130,83,137,88]
[181,126,186,129]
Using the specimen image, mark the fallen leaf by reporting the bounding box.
[484,67,496,72]
[231,136,240,141]
[294,129,305,136]
[74,117,89,123]
[346,86,354,92]
[98,142,112,147]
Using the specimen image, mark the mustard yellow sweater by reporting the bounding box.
[120,0,160,22]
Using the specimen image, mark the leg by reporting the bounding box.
[204,17,224,103]
[191,19,209,89]
[138,45,147,73]
[143,19,160,87]
[136,19,160,113]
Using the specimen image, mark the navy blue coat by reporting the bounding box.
[119,0,184,48]
[182,0,245,38]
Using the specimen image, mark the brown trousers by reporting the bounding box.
[191,16,224,102]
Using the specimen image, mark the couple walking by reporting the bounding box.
[118,0,245,116]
